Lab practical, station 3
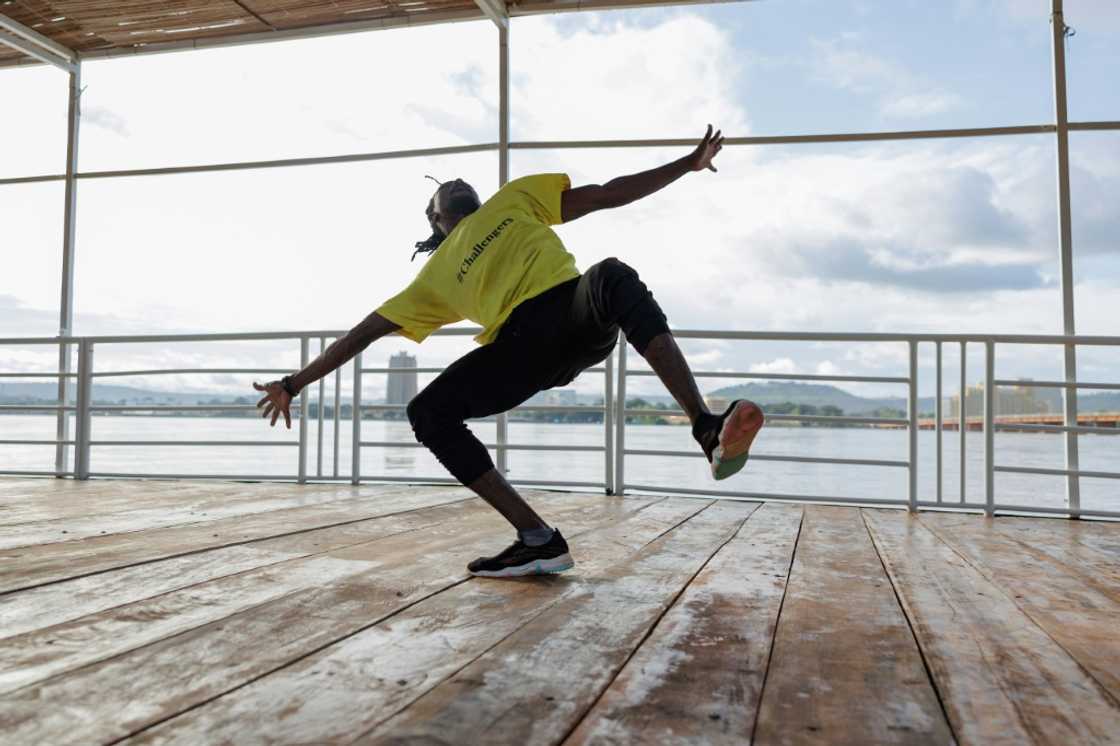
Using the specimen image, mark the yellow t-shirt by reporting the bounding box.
[376,173,580,345]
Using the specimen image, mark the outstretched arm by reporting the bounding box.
[560,124,725,223]
[253,311,401,428]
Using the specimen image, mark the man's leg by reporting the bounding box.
[576,258,764,476]
[406,340,550,535]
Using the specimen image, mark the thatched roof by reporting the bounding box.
[0,0,726,68]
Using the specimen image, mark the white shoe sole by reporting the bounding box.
[469,552,575,578]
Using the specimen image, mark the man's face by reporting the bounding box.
[428,178,480,236]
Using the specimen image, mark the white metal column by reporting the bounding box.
[55,62,82,476]
[1051,0,1081,515]
[494,19,512,476]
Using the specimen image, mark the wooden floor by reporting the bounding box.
[1,479,1119,745]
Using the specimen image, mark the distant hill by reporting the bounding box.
[707,381,920,414]
[707,380,1119,415]
[0,382,241,405]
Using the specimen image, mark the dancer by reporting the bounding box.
[254,124,764,577]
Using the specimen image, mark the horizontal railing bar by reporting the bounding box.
[990,503,1120,518]
[623,369,908,384]
[0,439,75,445]
[993,378,1120,390]
[509,479,606,489]
[360,440,604,452]
[360,367,608,375]
[0,469,72,477]
[1068,121,1120,131]
[623,482,907,505]
[359,404,407,411]
[4,331,1120,346]
[510,125,1056,149]
[0,404,76,411]
[994,423,1119,435]
[87,472,301,481]
[92,368,293,377]
[623,448,909,468]
[356,474,461,485]
[90,440,298,447]
[80,143,499,180]
[994,465,1120,480]
[622,407,906,426]
[90,404,258,411]
[0,372,78,378]
[511,405,607,413]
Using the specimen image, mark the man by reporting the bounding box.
[254,124,764,578]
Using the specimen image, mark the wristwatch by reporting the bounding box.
[280,375,299,398]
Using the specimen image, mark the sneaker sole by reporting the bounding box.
[712,401,764,481]
[469,553,575,578]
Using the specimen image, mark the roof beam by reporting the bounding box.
[0,13,77,64]
[0,29,75,72]
[473,0,508,29]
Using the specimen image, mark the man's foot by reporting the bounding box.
[693,400,765,481]
[467,529,575,578]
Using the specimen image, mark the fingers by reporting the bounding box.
[283,406,292,430]
[262,401,274,419]
[270,407,280,427]
[253,381,265,391]
[257,395,269,408]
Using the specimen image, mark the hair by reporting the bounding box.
[411,175,480,261]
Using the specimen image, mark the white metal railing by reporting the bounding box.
[2,329,1118,518]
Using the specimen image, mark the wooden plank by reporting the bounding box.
[0,486,469,593]
[973,514,1120,583]
[753,506,952,746]
[105,498,715,746]
[865,509,1120,745]
[357,501,758,745]
[0,479,215,516]
[1,494,670,745]
[565,502,803,745]
[0,482,426,549]
[0,493,613,694]
[919,511,1120,702]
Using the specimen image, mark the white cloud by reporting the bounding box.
[810,36,965,121]
[750,357,798,374]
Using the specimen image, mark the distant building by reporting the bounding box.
[949,380,1053,418]
[386,352,418,405]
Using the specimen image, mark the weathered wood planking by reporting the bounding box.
[0,493,619,694]
[0,479,215,517]
[2,490,557,638]
[0,487,470,593]
[919,512,1120,702]
[565,502,803,746]
[0,483,433,549]
[752,506,953,746]
[119,498,716,746]
[0,479,433,527]
[965,514,1120,584]
[359,501,758,746]
[865,509,1120,745]
[2,495,668,745]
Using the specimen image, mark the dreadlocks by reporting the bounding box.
[411,175,480,261]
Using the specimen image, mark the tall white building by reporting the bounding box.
[387,352,418,406]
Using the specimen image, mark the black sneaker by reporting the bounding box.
[467,529,574,578]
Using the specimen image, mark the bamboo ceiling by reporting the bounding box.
[0,0,489,67]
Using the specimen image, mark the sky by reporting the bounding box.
[0,0,1118,401]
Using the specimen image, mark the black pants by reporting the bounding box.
[406,257,670,485]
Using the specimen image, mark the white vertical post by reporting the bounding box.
[351,352,363,485]
[494,21,511,477]
[984,340,996,516]
[55,63,81,477]
[614,336,628,495]
[604,347,615,495]
[907,340,918,513]
[935,341,943,504]
[1051,0,1081,516]
[959,341,967,504]
[298,337,309,484]
[333,353,342,478]
[74,340,93,480]
[316,336,326,478]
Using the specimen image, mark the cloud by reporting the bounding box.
[810,36,964,121]
[750,357,798,374]
[82,106,130,138]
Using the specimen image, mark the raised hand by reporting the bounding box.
[253,380,293,429]
[688,124,725,173]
